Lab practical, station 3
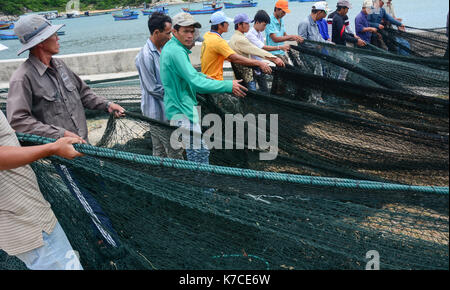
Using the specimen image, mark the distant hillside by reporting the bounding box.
[0,0,157,16]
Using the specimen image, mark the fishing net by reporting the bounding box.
[0,133,448,270]
[380,26,449,58]
[0,27,448,269]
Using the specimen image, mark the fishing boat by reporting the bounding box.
[112,10,139,21]
[0,30,16,40]
[141,6,169,16]
[224,1,257,9]
[0,30,65,40]
[0,22,14,30]
[181,6,223,15]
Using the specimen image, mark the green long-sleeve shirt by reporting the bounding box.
[160,36,233,123]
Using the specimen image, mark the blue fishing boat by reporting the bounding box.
[181,6,223,15]
[112,10,139,21]
[0,30,65,40]
[0,22,14,30]
[0,30,16,40]
[141,6,169,16]
[224,1,257,9]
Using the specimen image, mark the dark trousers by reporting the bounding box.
[253,69,268,92]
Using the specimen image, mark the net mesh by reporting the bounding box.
[0,26,448,270]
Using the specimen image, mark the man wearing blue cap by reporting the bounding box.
[201,11,271,82]
[229,13,285,90]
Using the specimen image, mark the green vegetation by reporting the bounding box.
[0,0,156,16]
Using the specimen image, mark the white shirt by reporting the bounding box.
[245,27,265,61]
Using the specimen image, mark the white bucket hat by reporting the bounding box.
[313,1,330,13]
[363,0,373,8]
[14,14,64,55]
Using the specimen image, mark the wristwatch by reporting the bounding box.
[106,101,112,111]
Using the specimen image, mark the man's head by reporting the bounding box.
[148,12,172,47]
[362,0,373,14]
[210,11,233,34]
[234,13,251,33]
[253,10,271,32]
[311,1,329,21]
[373,0,384,8]
[336,0,352,15]
[172,12,201,48]
[14,14,64,56]
[274,0,291,19]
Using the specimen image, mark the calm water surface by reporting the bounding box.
[1,0,448,60]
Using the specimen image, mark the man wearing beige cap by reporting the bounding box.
[355,0,378,43]
[160,12,247,165]
[7,14,125,143]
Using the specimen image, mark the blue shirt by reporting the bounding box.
[265,14,286,55]
[316,18,330,41]
[355,11,371,43]
[298,15,327,43]
[367,7,402,28]
[135,38,166,122]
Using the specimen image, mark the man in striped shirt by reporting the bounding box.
[0,110,83,270]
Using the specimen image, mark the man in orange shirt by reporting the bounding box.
[201,11,272,82]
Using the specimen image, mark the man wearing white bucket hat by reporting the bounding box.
[7,14,125,143]
[297,1,332,44]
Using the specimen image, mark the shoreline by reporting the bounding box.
[0,1,204,20]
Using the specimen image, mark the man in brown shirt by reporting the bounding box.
[7,14,125,143]
[0,110,84,269]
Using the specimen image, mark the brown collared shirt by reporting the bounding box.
[7,54,108,142]
[0,110,57,256]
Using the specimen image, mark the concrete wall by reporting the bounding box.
[0,44,203,87]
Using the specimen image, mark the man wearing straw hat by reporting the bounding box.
[7,14,125,144]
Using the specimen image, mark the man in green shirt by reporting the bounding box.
[160,12,247,164]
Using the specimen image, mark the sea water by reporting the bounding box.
[0,0,448,60]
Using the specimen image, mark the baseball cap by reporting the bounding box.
[234,13,252,24]
[14,14,64,55]
[362,0,372,8]
[312,1,330,13]
[172,12,201,28]
[210,11,234,25]
[337,0,352,8]
[275,0,291,14]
